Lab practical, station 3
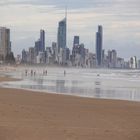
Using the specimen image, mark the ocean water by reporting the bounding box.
[1,66,140,101]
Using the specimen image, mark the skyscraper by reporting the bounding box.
[73,36,79,46]
[111,50,117,68]
[40,29,45,52]
[0,27,11,61]
[35,40,41,56]
[130,56,137,69]
[57,18,67,52]
[96,25,103,66]
[22,49,28,63]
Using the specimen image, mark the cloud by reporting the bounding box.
[0,0,140,59]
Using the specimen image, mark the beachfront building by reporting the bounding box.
[111,50,117,68]
[57,18,67,53]
[40,29,45,52]
[71,43,86,67]
[36,52,45,64]
[22,49,28,63]
[88,53,96,68]
[34,40,41,56]
[0,27,11,62]
[117,57,125,69]
[45,47,53,64]
[137,60,140,69]
[29,47,35,64]
[107,50,117,68]
[73,36,80,47]
[51,42,58,63]
[57,6,68,66]
[130,56,137,69]
[96,25,103,67]
[34,29,45,54]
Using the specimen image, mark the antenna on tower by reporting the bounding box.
[65,0,68,48]
[65,0,67,20]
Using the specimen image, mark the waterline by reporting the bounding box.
[1,67,140,101]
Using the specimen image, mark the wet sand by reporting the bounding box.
[0,77,140,140]
[0,77,20,82]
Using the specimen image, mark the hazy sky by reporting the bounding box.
[0,0,140,59]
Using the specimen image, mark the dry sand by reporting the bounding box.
[0,77,140,140]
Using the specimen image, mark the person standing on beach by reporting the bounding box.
[25,69,28,76]
[64,70,66,76]
[31,70,33,76]
[34,71,36,76]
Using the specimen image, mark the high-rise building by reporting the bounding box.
[108,50,112,64]
[35,40,41,56]
[34,30,45,60]
[137,60,140,69]
[40,29,45,52]
[52,42,57,56]
[96,25,103,66]
[73,36,79,46]
[22,49,28,63]
[107,50,117,68]
[130,56,137,69]
[79,43,85,58]
[29,47,35,64]
[0,27,11,61]
[52,42,58,63]
[57,18,67,52]
[111,50,117,68]
[72,44,79,63]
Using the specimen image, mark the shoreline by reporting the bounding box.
[0,76,140,139]
[0,76,140,103]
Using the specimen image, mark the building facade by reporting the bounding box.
[40,29,45,52]
[96,25,103,67]
[0,27,11,61]
[73,36,79,46]
[57,18,67,52]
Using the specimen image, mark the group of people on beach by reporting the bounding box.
[25,69,66,76]
[43,70,48,76]
[25,69,47,76]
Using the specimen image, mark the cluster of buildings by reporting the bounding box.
[95,25,140,69]
[20,18,140,69]
[0,15,140,69]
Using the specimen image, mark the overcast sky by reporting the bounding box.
[0,0,140,59]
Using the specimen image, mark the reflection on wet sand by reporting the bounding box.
[56,80,65,93]
[1,67,140,101]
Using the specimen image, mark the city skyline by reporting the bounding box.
[0,0,140,59]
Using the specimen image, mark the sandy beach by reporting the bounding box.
[0,77,20,82]
[0,77,140,140]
